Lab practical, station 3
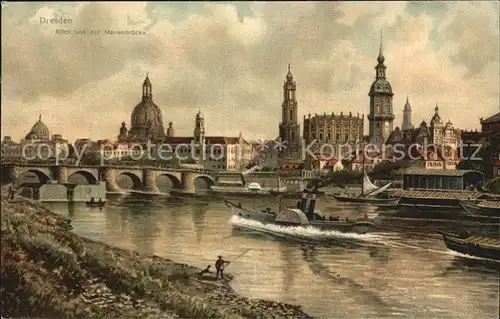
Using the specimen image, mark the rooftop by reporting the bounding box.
[481,112,500,124]
[403,168,483,177]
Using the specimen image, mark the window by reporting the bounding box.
[312,133,316,139]
[327,133,331,140]
[336,133,340,141]
[288,90,292,100]
[291,131,294,141]
[290,109,293,119]
[345,134,349,143]
[319,132,323,140]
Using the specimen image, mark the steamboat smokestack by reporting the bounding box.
[307,193,317,220]
[300,189,309,212]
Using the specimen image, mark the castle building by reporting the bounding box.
[118,74,167,141]
[278,64,301,164]
[302,112,364,156]
[386,105,462,170]
[429,104,460,150]
[368,34,395,148]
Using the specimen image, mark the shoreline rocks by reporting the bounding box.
[1,197,313,318]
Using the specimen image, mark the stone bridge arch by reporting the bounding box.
[117,171,143,190]
[67,169,99,185]
[13,168,52,187]
[193,174,215,189]
[156,173,183,189]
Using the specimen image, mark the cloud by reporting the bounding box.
[1,2,498,142]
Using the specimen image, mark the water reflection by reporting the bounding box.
[44,194,499,319]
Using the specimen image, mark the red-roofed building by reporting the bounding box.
[305,154,343,172]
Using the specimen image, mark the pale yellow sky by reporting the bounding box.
[1,2,499,142]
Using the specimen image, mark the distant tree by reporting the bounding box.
[79,152,102,166]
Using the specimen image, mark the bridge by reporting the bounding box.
[0,163,227,194]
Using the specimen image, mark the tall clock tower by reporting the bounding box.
[368,34,395,148]
[278,64,300,164]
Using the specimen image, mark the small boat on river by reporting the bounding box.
[436,230,500,260]
[458,200,500,217]
[329,171,399,207]
[227,190,375,234]
[85,200,106,207]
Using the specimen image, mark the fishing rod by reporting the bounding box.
[225,248,251,269]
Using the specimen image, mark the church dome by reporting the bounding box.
[27,115,50,140]
[128,75,166,139]
[131,100,164,128]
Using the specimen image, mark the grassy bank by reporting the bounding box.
[1,197,313,319]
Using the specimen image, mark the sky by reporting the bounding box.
[1,1,499,142]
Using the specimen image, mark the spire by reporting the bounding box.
[404,96,411,111]
[286,63,293,81]
[143,73,152,98]
[377,31,385,64]
[435,103,439,114]
[39,114,42,121]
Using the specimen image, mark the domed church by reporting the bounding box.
[118,74,166,141]
[24,115,50,141]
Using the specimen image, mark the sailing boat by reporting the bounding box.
[330,155,399,207]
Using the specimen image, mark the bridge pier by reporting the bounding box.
[142,169,160,193]
[181,172,196,194]
[55,166,68,184]
[103,168,121,193]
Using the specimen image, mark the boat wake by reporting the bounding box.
[229,215,381,243]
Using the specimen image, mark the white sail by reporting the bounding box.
[365,182,392,197]
[362,171,379,195]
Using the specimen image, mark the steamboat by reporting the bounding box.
[227,189,376,234]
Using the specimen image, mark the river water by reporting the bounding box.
[45,192,499,319]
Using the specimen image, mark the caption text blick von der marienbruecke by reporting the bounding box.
[40,16,146,36]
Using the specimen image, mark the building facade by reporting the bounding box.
[161,111,253,171]
[278,64,301,164]
[303,112,364,157]
[368,37,395,148]
[2,116,69,163]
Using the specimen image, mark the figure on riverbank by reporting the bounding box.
[8,185,14,199]
[215,256,230,279]
[199,265,212,276]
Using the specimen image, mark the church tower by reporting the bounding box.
[194,110,205,145]
[368,33,395,148]
[278,64,300,163]
[402,96,414,131]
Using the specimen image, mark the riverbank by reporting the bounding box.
[1,197,313,319]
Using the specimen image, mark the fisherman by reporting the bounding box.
[90,197,95,203]
[215,256,230,280]
[199,265,212,277]
[98,198,103,203]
